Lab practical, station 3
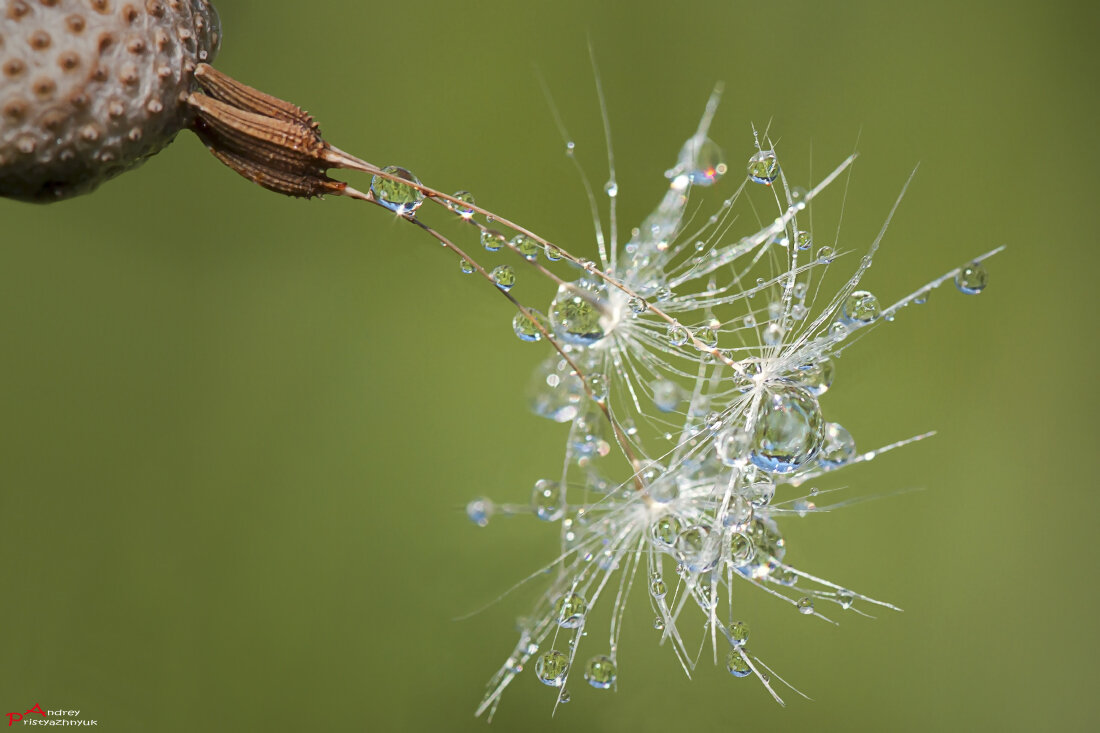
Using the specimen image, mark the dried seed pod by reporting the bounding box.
[0,0,221,202]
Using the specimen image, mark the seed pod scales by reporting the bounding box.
[0,0,221,202]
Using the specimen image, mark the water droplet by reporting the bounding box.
[842,290,880,324]
[797,596,814,615]
[955,261,988,294]
[750,383,825,474]
[459,258,475,274]
[794,230,812,250]
[450,190,475,218]
[480,229,505,252]
[654,617,666,631]
[604,180,619,197]
[737,519,786,579]
[513,309,550,342]
[695,326,718,348]
[532,479,565,521]
[763,322,784,345]
[649,576,667,598]
[667,324,688,347]
[584,655,617,689]
[550,283,606,346]
[656,286,674,302]
[587,373,609,401]
[492,265,516,291]
[837,591,856,610]
[747,150,779,184]
[688,137,727,186]
[651,515,682,546]
[729,621,750,647]
[370,166,425,214]
[466,497,493,527]
[678,526,720,573]
[715,426,751,467]
[558,688,571,703]
[628,296,648,314]
[742,314,757,328]
[797,358,835,396]
[506,234,538,261]
[555,592,588,628]
[726,649,752,677]
[723,494,754,532]
[746,478,775,508]
[652,380,683,412]
[816,245,835,263]
[544,244,563,262]
[535,650,569,687]
[819,422,856,467]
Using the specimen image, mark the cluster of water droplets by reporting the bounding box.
[431,87,1000,719]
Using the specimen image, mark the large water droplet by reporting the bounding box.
[371,166,425,214]
[747,150,779,184]
[535,650,569,687]
[842,290,880,324]
[532,479,565,521]
[513,309,550,342]
[555,592,588,628]
[955,261,988,294]
[750,383,825,473]
[550,283,606,346]
[726,649,752,677]
[584,655,617,689]
[818,422,856,467]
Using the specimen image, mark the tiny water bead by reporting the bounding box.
[511,234,540,261]
[955,261,988,294]
[513,309,550,342]
[795,230,812,250]
[842,290,881,324]
[544,244,564,262]
[535,650,569,687]
[762,322,784,346]
[819,422,857,467]
[459,258,475,274]
[558,689,571,704]
[556,592,589,628]
[725,649,752,677]
[532,479,565,521]
[688,137,727,186]
[466,497,493,527]
[695,326,719,348]
[750,383,826,474]
[649,575,667,598]
[550,283,606,346]
[729,621,750,647]
[492,265,516,291]
[837,591,856,610]
[747,150,779,185]
[370,165,425,214]
[449,190,475,218]
[604,180,619,197]
[797,597,815,615]
[584,655,617,689]
[723,495,754,532]
[628,296,648,314]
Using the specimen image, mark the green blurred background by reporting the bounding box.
[2,1,1096,730]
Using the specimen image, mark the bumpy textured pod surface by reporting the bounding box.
[0,0,220,202]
